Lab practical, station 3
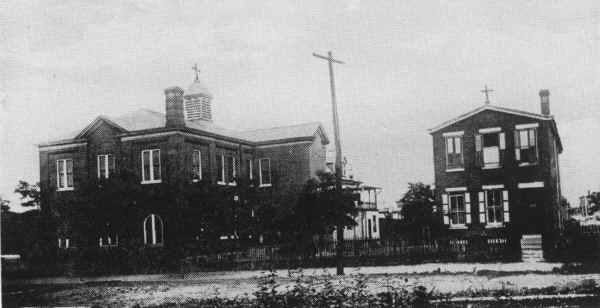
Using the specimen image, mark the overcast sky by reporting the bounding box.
[1,0,599,212]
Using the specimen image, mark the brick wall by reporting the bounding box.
[431,109,562,255]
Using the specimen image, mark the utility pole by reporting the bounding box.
[313,51,345,275]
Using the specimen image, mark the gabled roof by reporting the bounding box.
[41,109,329,147]
[238,122,329,144]
[428,104,554,133]
[428,104,562,153]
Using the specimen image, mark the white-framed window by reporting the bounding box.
[97,154,115,179]
[445,136,464,170]
[226,155,236,185]
[258,158,272,187]
[143,214,164,246]
[217,154,236,185]
[442,192,471,228]
[192,150,202,182]
[247,159,253,181]
[479,189,510,226]
[58,238,71,249]
[515,127,538,165]
[476,129,505,169]
[141,149,161,184]
[56,159,74,191]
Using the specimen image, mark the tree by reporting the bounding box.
[278,171,357,255]
[14,180,41,208]
[0,196,10,213]
[398,182,440,243]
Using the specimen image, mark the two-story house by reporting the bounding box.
[38,74,330,249]
[429,90,563,258]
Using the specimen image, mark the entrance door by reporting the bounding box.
[519,190,544,235]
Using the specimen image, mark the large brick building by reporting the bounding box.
[429,90,564,258]
[38,76,331,248]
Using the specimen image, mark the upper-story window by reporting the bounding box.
[217,154,236,185]
[247,159,253,181]
[443,132,464,171]
[141,149,161,184]
[515,123,538,165]
[258,158,272,187]
[476,128,505,169]
[192,150,202,182]
[56,159,74,191]
[97,154,115,179]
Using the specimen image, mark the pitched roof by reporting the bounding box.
[41,109,328,146]
[428,104,554,133]
[428,104,562,153]
[238,122,329,144]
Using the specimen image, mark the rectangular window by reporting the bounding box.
[486,190,504,224]
[97,154,115,179]
[481,133,500,168]
[56,159,74,190]
[445,136,463,170]
[192,150,202,182]
[217,154,225,184]
[141,149,161,183]
[247,159,253,181]
[226,156,236,185]
[449,193,466,226]
[259,158,272,186]
[372,215,377,232]
[515,128,538,164]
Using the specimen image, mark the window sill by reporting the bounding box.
[217,181,227,185]
[57,187,74,192]
[485,223,505,229]
[482,165,501,170]
[144,243,164,248]
[192,179,201,183]
[446,168,464,172]
[259,184,272,188]
[518,162,538,167]
[449,225,468,230]
[228,182,237,186]
[141,180,162,185]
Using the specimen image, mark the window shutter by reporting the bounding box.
[464,192,471,224]
[499,132,506,150]
[442,194,449,225]
[502,190,510,222]
[514,130,521,161]
[475,134,483,167]
[478,191,486,224]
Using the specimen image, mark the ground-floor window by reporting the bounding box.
[449,193,466,226]
[58,238,71,249]
[143,214,164,246]
[486,190,504,224]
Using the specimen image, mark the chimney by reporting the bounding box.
[539,89,550,116]
[164,86,185,128]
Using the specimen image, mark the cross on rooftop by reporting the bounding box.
[192,63,201,81]
[481,85,494,104]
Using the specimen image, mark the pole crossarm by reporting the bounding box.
[312,52,345,65]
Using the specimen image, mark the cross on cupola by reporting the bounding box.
[192,63,201,81]
[481,85,494,104]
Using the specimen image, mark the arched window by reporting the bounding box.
[143,214,164,246]
[99,222,118,247]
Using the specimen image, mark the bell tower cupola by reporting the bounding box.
[183,64,213,122]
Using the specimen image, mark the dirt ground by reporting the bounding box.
[3,262,600,307]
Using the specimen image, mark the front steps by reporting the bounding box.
[521,234,544,262]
